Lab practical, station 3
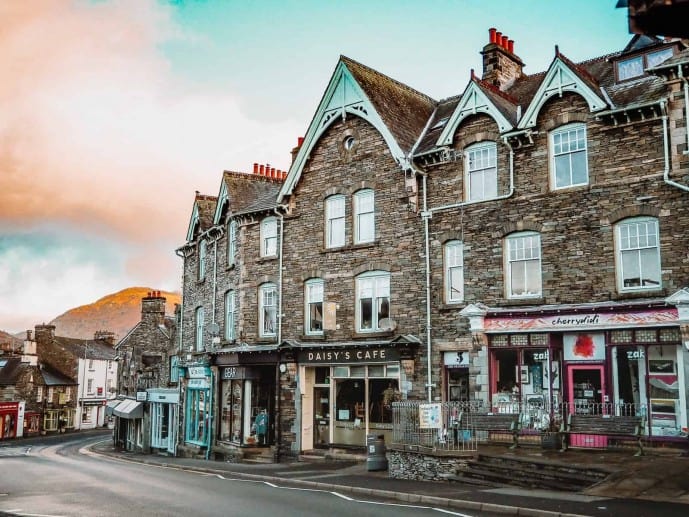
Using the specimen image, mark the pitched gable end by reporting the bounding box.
[186,202,200,242]
[436,79,514,146]
[518,55,608,129]
[278,59,407,203]
[213,180,229,225]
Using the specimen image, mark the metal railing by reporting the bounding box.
[392,400,648,451]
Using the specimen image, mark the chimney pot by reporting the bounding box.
[489,27,497,44]
[495,31,502,44]
[501,35,508,49]
[259,164,265,176]
[271,167,276,179]
[253,163,259,174]
[298,137,304,146]
[508,39,514,53]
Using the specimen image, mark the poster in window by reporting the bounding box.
[563,333,605,361]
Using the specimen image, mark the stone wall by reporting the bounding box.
[388,448,471,481]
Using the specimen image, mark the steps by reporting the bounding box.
[242,447,276,464]
[445,453,610,492]
[299,448,366,463]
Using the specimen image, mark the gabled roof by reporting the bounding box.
[185,193,218,242]
[213,171,282,224]
[278,56,435,202]
[50,337,116,361]
[435,76,516,147]
[517,51,608,129]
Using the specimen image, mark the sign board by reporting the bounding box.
[298,347,400,364]
[187,366,210,378]
[136,391,148,402]
[443,351,469,368]
[563,333,606,362]
[419,403,442,429]
[188,378,209,389]
[147,390,179,403]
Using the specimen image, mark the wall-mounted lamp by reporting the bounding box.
[279,363,287,374]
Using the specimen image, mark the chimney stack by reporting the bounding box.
[481,27,524,91]
[291,136,304,164]
[142,292,166,326]
[34,324,56,344]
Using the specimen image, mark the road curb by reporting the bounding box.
[88,443,593,517]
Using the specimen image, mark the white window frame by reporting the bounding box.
[353,189,375,244]
[615,217,662,292]
[550,123,588,190]
[444,241,464,303]
[356,271,390,332]
[505,232,542,299]
[48,387,54,402]
[261,217,278,257]
[227,220,237,266]
[259,283,277,338]
[225,290,236,340]
[36,386,43,403]
[195,306,205,351]
[305,279,324,335]
[465,141,498,201]
[325,195,346,248]
[198,239,207,280]
[87,379,93,395]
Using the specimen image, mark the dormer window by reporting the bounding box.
[616,47,674,82]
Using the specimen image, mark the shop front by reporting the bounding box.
[481,301,688,441]
[0,402,24,439]
[443,351,470,403]
[148,388,179,454]
[214,347,278,449]
[183,366,212,449]
[296,339,418,450]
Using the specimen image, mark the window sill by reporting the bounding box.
[496,297,545,307]
[301,334,325,341]
[321,240,380,254]
[351,330,394,339]
[225,264,236,271]
[439,302,466,312]
[258,256,278,263]
[614,288,666,300]
[256,337,278,344]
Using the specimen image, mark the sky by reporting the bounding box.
[0,0,633,334]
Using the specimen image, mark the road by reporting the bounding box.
[0,434,492,517]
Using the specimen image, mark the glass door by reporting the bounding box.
[567,364,605,414]
[313,386,330,447]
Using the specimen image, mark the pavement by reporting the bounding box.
[85,436,689,517]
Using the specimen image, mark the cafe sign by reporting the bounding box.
[187,366,210,378]
[298,347,400,364]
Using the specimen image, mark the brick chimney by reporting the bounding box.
[142,291,166,326]
[34,324,56,344]
[94,330,116,345]
[481,28,524,91]
[291,136,304,164]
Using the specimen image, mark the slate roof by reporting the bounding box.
[221,171,281,218]
[51,337,117,361]
[342,56,436,154]
[40,364,76,386]
[0,357,24,385]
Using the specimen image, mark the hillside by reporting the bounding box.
[0,330,23,353]
[47,287,181,341]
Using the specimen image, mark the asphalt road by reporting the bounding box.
[0,434,496,517]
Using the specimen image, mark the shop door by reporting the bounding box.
[567,365,606,415]
[313,386,330,447]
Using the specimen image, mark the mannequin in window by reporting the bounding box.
[253,409,269,445]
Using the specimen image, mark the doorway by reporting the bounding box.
[567,364,606,414]
[313,386,330,447]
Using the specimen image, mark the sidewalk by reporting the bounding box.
[90,439,689,517]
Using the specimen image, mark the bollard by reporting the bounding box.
[366,433,388,471]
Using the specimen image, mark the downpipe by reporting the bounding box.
[661,99,689,193]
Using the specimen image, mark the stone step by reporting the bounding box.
[476,453,610,480]
[454,464,589,492]
[464,460,597,490]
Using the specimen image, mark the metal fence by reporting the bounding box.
[391,400,647,451]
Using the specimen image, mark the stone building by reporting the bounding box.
[176,28,689,459]
[34,325,115,434]
[113,291,176,453]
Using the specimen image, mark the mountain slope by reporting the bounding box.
[48,287,180,341]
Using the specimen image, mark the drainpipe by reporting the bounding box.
[274,207,285,458]
[205,368,214,460]
[421,173,433,402]
[661,99,689,193]
[274,208,285,344]
[681,65,689,156]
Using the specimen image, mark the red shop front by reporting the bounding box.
[0,401,25,440]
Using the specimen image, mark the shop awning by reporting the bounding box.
[105,399,122,416]
[113,399,143,419]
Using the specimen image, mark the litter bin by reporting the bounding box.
[366,433,388,471]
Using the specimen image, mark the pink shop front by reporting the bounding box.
[480,301,689,444]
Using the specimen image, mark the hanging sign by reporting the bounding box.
[187,366,210,378]
[443,351,469,368]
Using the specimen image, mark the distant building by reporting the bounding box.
[113,291,177,454]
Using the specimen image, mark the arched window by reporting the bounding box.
[615,217,661,291]
[444,241,464,303]
[356,271,390,332]
[550,123,588,189]
[259,283,277,337]
[353,189,375,244]
[195,306,205,351]
[505,232,542,298]
[305,279,324,335]
[261,217,278,257]
[465,142,497,201]
[224,290,236,340]
[325,195,345,248]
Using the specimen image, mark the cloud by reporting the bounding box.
[0,0,299,331]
